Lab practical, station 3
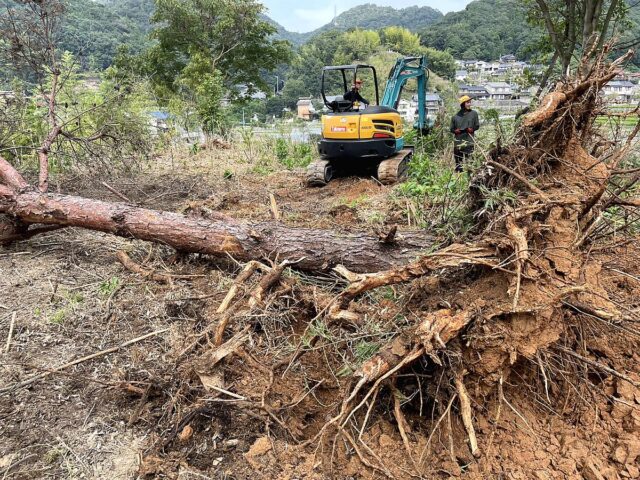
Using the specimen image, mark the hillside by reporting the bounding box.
[64,0,154,68]
[3,0,637,73]
[313,3,442,36]
[0,0,154,70]
[420,0,543,61]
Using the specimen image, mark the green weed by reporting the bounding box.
[301,319,332,347]
[99,277,121,297]
[395,151,474,236]
[49,309,66,324]
[354,340,380,364]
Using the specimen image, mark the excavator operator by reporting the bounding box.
[344,78,369,109]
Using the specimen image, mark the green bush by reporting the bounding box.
[275,138,314,170]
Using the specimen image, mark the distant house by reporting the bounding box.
[602,80,636,103]
[482,62,501,74]
[519,85,540,101]
[296,97,316,120]
[495,64,510,76]
[621,72,640,81]
[500,54,517,63]
[484,82,513,100]
[455,70,468,82]
[424,93,444,119]
[237,84,267,100]
[397,98,415,123]
[458,84,489,100]
[474,60,487,71]
[149,111,170,132]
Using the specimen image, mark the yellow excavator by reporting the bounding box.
[306,55,431,186]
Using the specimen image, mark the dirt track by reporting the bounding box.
[1,155,640,479]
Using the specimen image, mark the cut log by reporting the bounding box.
[0,189,434,273]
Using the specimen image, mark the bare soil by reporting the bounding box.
[1,149,639,479]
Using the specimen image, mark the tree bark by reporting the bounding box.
[0,188,434,273]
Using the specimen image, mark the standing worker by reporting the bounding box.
[450,95,480,172]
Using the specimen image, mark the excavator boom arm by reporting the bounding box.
[380,55,430,131]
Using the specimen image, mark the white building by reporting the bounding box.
[484,82,513,100]
[459,84,490,100]
[602,80,636,103]
[397,99,415,123]
[455,70,468,81]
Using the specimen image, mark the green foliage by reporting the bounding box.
[397,155,474,238]
[421,47,456,80]
[274,138,314,170]
[0,0,155,74]
[1,51,156,173]
[149,0,289,94]
[280,27,456,106]
[61,0,154,70]
[381,26,421,55]
[482,108,505,143]
[177,52,226,134]
[354,341,380,364]
[475,185,518,215]
[147,0,291,132]
[49,309,67,324]
[334,29,381,64]
[275,138,288,163]
[395,121,475,237]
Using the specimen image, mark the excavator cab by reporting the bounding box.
[320,64,380,112]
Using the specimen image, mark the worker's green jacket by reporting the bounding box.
[450,109,480,149]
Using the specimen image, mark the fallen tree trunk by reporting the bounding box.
[0,187,434,273]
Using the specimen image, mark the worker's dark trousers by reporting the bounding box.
[453,145,474,172]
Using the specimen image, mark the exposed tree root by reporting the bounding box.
[116,251,174,284]
[289,48,640,476]
[455,373,479,458]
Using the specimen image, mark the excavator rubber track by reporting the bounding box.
[306,159,334,187]
[377,149,412,185]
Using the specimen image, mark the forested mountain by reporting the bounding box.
[63,0,154,68]
[0,0,154,70]
[420,0,543,61]
[2,0,637,74]
[311,4,442,37]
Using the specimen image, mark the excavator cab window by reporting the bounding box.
[321,64,379,113]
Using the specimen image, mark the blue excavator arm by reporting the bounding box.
[380,55,431,132]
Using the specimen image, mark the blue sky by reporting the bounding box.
[261,1,473,33]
